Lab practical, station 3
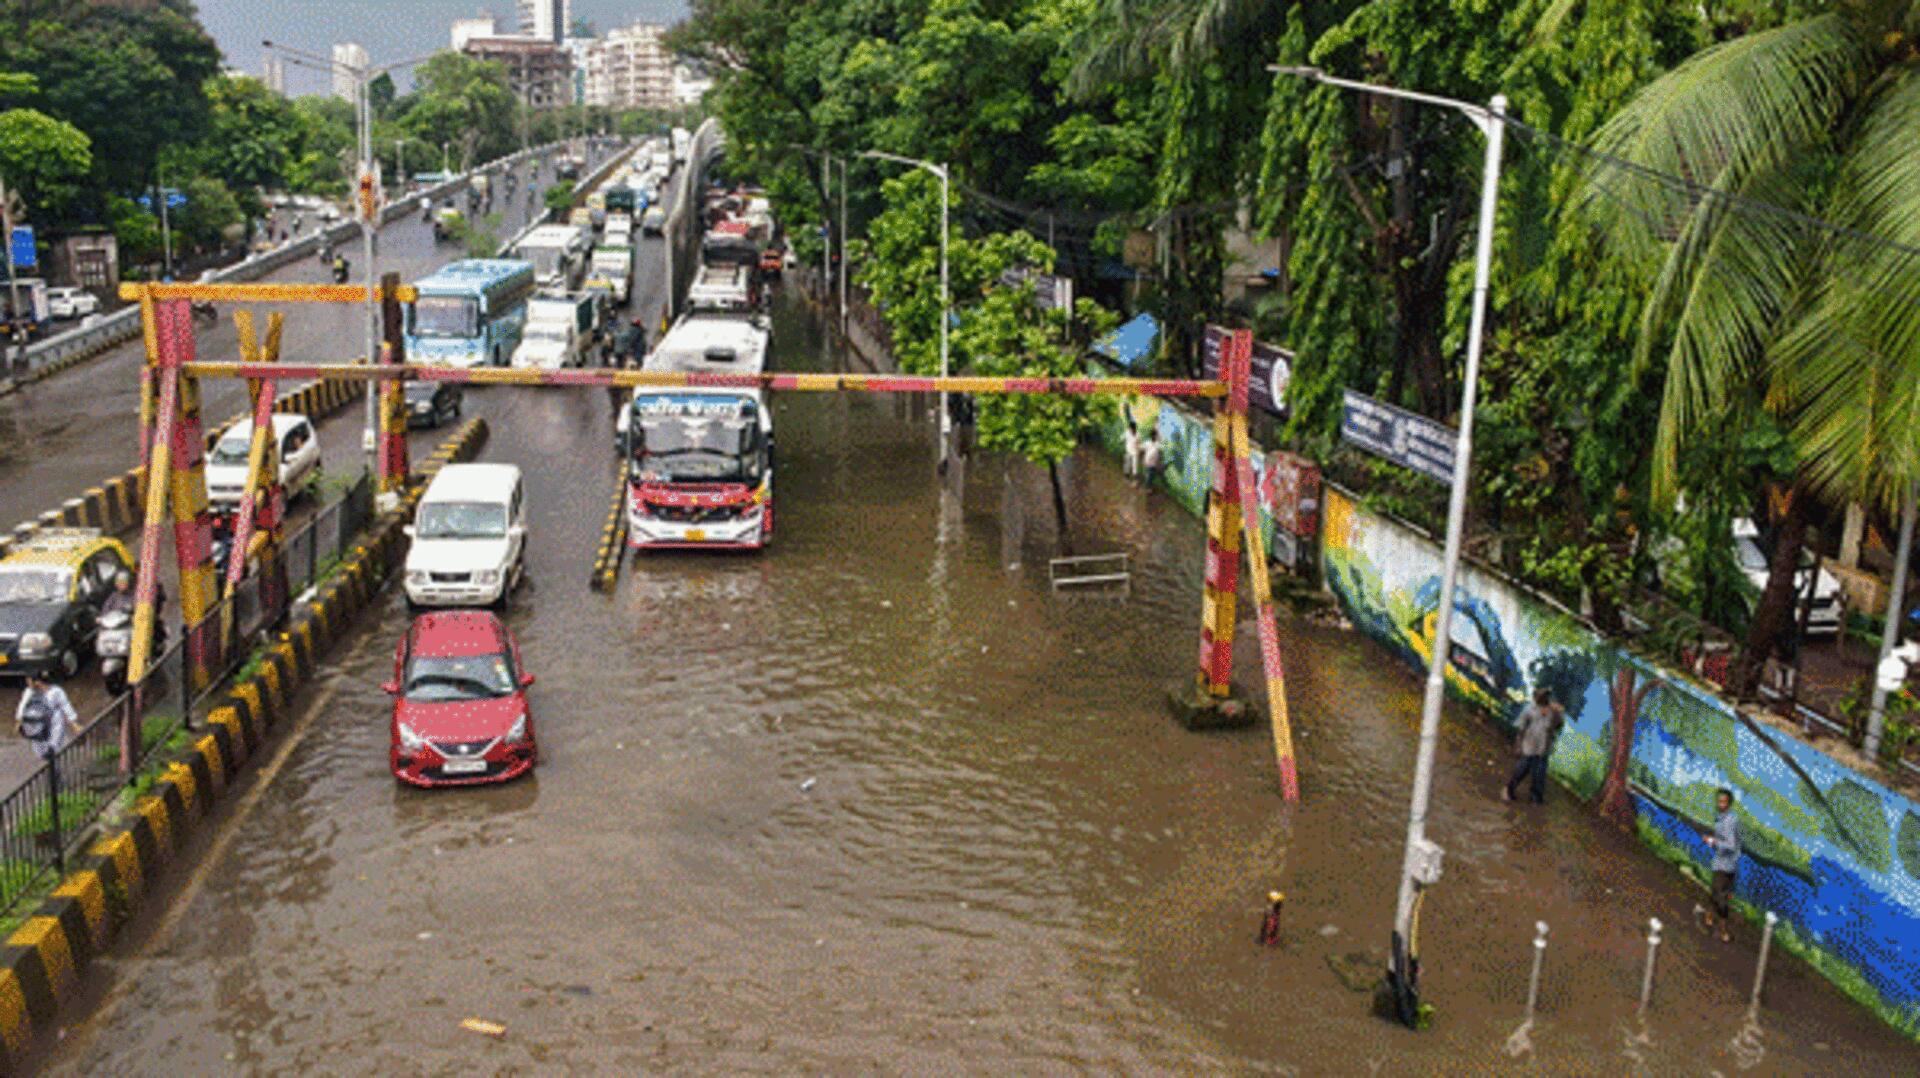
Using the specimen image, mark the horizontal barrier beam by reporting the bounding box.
[181,362,1228,397]
[117,283,418,304]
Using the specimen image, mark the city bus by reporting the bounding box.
[622,313,774,551]
[405,259,537,369]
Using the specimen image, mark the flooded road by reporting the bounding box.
[37,290,1918,1073]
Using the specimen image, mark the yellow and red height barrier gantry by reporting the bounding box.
[121,283,1300,801]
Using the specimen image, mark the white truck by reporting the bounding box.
[512,223,590,290]
[586,246,634,304]
[513,293,596,369]
[687,263,754,314]
[670,127,691,168]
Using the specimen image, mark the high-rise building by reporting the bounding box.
[583,24,674,110]
[262,52,286,95]
[517,0,570,44]
[462,35,573,112]
[331,42,368,101]
[451,15,496,52]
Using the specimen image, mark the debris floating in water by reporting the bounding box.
[460,1018,507,1038]
[800,777,817,792]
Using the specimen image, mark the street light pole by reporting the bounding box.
[838,156,848,333]
[1867,483,1919,758]
[860,150,950,469]
[1271,65,1507,1025]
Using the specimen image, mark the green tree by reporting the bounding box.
[104,193,161,265]
[174,173,241,251]
[399,52,518,171]
[544,180,576,220]
[0,107,92,220]
[1567,2,1920,693]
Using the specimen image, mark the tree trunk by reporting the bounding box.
[1596,666,1660,829]
[1047,460,1070,551]
[1730,485,1812,699]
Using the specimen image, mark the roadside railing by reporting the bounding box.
[0,470,373,917]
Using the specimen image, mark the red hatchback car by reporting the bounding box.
[384,610,537,787]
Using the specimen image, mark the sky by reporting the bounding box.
[198,1,691,97]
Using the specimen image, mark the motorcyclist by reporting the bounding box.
[332,254,350,283]
[102,571,136,620]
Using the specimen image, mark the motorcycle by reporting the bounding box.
[99,607,166,696]
[332,259,351,284]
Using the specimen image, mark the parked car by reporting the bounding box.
[1732,517,1845,637]
[384,609,537,787]
[0,529,133,681]
[46,287,100,320]
[204,414,321,509]
[403,463,527,610]
[405,381,464,429]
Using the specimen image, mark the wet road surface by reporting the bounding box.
[32,295,1920,1073]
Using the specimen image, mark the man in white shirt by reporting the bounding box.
[17,672,78,761]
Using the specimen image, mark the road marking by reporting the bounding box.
[47,628,375,1060]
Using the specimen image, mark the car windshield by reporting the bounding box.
[0,567,70,604]
[412,296,479,339]
[403,652,515,702]
[210,434,253,466]
[404,381,438,401]
[630,405,760,482]
[416,501,508,540]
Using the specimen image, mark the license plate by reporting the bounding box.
[441,757,487,774]
[686,529,706,542]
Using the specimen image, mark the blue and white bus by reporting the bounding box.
[405,259,537,369]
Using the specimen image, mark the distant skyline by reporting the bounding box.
[200,0,690,96]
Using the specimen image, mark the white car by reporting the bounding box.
[204,414,321,509]
[46,287,100,320]
[404,463,527,609]
[512,321,582,370]
[1732,517,1844,636]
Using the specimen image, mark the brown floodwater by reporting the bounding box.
[35,289,1917,1075]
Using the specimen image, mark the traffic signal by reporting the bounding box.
[358,169,378,222]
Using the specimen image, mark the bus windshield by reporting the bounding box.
[629,402,762,483]
[412,296,479,338]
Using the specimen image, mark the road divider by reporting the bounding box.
[0,417,488,1069]
[590,463,629,591]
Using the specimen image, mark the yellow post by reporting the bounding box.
[1196,406,1242,697]
[1230,413,1300,802]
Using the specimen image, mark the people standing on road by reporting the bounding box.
[1700,788,1741,943]
[16,673,77,761]
[1122,405,1141,479]
[1502,688,1565,804]
[1259,890,1285,946]
[1141,428,1163,489]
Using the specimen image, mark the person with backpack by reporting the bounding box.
[16,673,77,761]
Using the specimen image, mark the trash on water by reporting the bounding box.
[460,1018,507,1038]
[417,931,435,941]
[800,777,818,792]
[1319,924,1340,937]
[880,599,893,608]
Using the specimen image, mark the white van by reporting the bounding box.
[403,463,527,609]
[205,414,320,508]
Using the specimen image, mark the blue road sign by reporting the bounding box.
[9,226,34,269]
[1340,389,1457,485]
[136,190,188,212]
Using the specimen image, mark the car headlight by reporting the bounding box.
[407,570,429,586]
[474,570,501,586]
[18,633,52,658]
[504,713,528,744]
[397,722,431,753]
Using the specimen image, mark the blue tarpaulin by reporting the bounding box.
[1093,313,1159,371]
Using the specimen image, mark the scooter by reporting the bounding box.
[332,258,351,284]
[99,608,166,696]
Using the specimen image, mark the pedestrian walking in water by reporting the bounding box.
[1141,428,1163,489]
[1699,788,1741,943]
[1502,688,1564,804]
[1122,406,1141,479]
[1259,890,1285,946]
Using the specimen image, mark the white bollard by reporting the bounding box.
[1525,920,1549,1021]
[1639,917,1663,1013]
[1748,911,1780,1015]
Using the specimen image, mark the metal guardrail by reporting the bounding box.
[4,142,577,389]
[0,471,373,917]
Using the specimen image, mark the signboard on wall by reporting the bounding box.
[998,266,1074,312]
[1202,324,1291,416]
[1339,389,1457,485]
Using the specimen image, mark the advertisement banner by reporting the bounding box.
[1202,324,1290,416]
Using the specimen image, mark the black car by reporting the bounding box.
[0,532,133,681]
[405,381,463,428]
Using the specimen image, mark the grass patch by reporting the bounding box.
[9,790,103,841]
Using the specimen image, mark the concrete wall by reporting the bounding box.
[1320,484,1920,1040]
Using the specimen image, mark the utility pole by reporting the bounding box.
[838,156,848,332]
[158,167,174,280]
[1,171,24,372]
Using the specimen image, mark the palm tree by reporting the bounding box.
[1570,4,1920,694]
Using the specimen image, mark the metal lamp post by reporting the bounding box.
[1270,64,1508,1024]
[265,41,436,461]
[860,150,950,469]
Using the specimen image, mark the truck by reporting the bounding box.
[670,127,691,167]
[686,263,754,314]
[513,292,597,369]
[511,223,590,290]
[623,313,775,552]
[605,185,638,216]
[586,246,634,304]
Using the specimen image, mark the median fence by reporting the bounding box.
[0,418,485,1066]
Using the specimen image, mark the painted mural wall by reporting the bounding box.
[1320,485,1920,1040]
